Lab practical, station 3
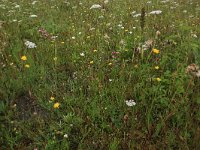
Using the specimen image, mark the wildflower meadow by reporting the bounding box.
[0,0,200,149]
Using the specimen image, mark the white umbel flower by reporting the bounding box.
[149,10,162,15]
[24,40,37,48]
[80,53,85,56]
[90,4,101,9]
[30,14,37,18]
[104,0,109,4]
[64,134,68,138]
[125,100,136,107]
[132,14,141,17]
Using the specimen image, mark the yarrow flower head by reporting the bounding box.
[125,99,136,107]
[186,63,200,78]
[63,134,68,138]
[24,40,37,48]
[90,4,101,9]
[149,10,162,15]
[30,14,37,18]
[80,53,85,56]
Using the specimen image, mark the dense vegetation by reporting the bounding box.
[1,0,200,149]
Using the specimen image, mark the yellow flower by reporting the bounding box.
[125,29,128,32]
[25,64,30,68]
[152,49,160,54]
[154,66,159,70]
[53,102,60,109]
[61,41,65,44]
[108,62,112,66]
[21,55,27,61]
[93,49,97,52]
[90,61,94,64]
[50,96,55,101]
[156,78,161,82]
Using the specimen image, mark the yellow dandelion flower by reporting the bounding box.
[108,62,112,66]
[125,29,128,32]
[93,49,97,52]
[61,41,65,44]
[154,66,159,70]
[152,49,160,54]
[53,102,60,109]
[90,61,94,64]
[50,96,55,101]
[156,78,161,82]
[21,55,27,61]
[25,64,30,68]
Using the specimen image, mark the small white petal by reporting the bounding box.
[64,134,68,138]
[149,10,162,15]
[125,100,136,107]
[30,14,37,18]
[25,41,37,48]
[90,4,101,9]
[80,53,85,56]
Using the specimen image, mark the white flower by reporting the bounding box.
[118,24,123,27]
[32,1,37,5]
[24,40,37,48]
[125,100,136,107]
[15,5,20,8]
[89,27,95,31]
[149,10,162,15]
[161,0,169,3]
[72,36,75,39]
[80,53,85,56]
[132,14,141,17]
[131,11,136,15]
[191,34,197,38]
[183,10,187,13]
[104,0,109,4]
[98,15,104,19]
[90,4,101,9]
[63,134,68,138]
[196,71,200,77]
[51,35,58,40]
[30,14,37,18]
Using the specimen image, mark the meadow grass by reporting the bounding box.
[0,0,200,149]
